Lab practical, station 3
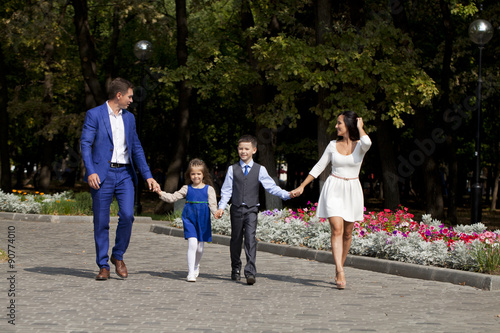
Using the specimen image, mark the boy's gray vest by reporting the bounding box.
[232,163,261,207]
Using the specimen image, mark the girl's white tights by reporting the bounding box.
[187,237,204,275]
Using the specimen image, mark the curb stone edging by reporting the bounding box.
[0,211,153,224]
[150,224,500,291]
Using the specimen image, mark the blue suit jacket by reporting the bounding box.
[80,103,153,185]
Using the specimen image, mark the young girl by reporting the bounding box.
[155,159,218,282]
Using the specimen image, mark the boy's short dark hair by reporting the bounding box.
[238,134,258,148]
[108,78,134,100]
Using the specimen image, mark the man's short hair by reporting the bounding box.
[108,78,134,100]
[238,134,258,148]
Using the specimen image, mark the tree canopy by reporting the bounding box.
[1,0,499,221]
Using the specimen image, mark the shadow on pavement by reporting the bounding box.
[137,269,334,288]
[25,266,95,279]
[261,273,333,289]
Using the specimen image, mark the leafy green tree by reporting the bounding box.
[1,0,83,190]
[155,0,437,211]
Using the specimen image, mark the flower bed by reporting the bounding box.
[171,202,500,273]
[351,207,499,272]
[0,190,71,214]
[0,190,118,216]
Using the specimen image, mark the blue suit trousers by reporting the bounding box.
[91,166,135,269]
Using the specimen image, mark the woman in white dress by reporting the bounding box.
[292,111,371,289]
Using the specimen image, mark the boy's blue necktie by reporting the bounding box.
[244,165,249,176]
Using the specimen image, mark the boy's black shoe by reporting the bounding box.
[231,271,241,281]
[246,275,256,285]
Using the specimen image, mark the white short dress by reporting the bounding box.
[309,135,372,222]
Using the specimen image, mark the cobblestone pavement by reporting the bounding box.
[1,217,499,333]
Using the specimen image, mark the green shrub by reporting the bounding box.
[39,191,119,216]
[74,191,93,215]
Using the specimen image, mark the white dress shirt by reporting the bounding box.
[107,101,130,164]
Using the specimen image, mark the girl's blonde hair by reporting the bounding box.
[185,158,213,186]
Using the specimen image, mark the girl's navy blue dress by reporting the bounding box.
[181,185,212,242]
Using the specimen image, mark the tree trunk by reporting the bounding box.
[446,138,458,223]
[315,0,334,193]
[256,125,282,210]
[103,6,135,88]
[104,5,121,87]
[37,42,56,191]
[389,0,447,219]
[241,0,282,210]
[155,0,191,214]
[491,161,499,211]
[490,140,499,211]
[374,118,400,210]
[415,110,445,219]
[439,0,457,224]
[315,0,332,45]
[424,156,445,219]
[0,42,11,191]
[72,0,106,107]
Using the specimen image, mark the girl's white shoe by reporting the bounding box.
[187,274,196,282]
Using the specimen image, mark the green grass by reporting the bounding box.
[40,192,119,216]
[0,248,7,262]
[474,243,500,274]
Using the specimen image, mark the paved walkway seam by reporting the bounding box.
[150,224,500,291]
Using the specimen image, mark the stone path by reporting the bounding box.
[0,217,499,332]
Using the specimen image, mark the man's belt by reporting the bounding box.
[110,163,128,168]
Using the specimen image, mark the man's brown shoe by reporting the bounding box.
[110,255,128,278]
[95,267,110,280]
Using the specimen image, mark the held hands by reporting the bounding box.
[215,209,224,219]
[146,178,162,193]
[289,186,304,198]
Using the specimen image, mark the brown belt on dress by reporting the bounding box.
[331,173,358,181]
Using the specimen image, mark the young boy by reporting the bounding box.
[215,135,291,285]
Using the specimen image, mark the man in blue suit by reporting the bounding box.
[81,78,161,280]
